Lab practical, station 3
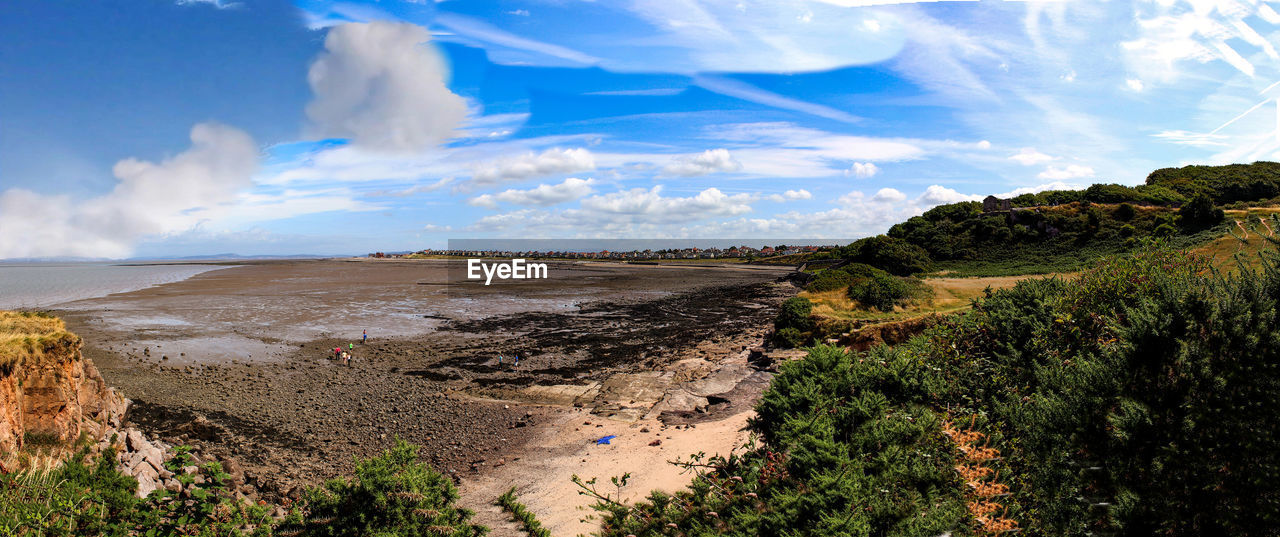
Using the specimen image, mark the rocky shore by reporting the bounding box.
[51,261,798,508]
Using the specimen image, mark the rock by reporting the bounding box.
[135,472,159,498]
[126,429,148,452]
[164,479,182,494]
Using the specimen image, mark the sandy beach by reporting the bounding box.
[51,258,796,534]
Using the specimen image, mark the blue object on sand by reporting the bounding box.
[595,435,617,445]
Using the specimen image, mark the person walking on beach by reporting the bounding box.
[362,330,368,344]
[334,347,341,359]
[513,355,520,368]
[349,342,354,353]
[498,354,504,367]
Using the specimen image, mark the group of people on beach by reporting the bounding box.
[497,353,520,368]
[331,330,368,366]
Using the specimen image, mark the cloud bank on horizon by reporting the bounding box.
[2,0,1280,258]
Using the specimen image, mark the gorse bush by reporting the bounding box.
[772,297,813,348]
[285,439,484,537]
[845,273,912,312]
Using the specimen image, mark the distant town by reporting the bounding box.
[367,244,838,260]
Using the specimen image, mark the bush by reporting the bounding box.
[773,297,814,348]
[291,439,484,537]
[1179,193,1225,228]
[847,273,912,312]
[772,327,807,348]
[1115,203,1137,221]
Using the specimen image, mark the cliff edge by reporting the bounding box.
[0,311,128,470]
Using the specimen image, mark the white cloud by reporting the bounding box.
[845,162,879,178]
[766,189,813,202]
[305,22,467,152]
[995,181,1079,198]
[662,148,743,176]
[1037,164,1095,180]
[1009,147,1056,165]
[917,185,982,205]
[580,186,754,222]
[977,140,991,149]
[872,187,908,203]
[469,185,759,232]
[469,177,597,208]
[467,147,596,188]
[0,123,259,259]
[1126,78,1144,92]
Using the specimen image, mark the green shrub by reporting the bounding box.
[772,327,806,348]
[1178,193,1225,229]
[847,273,912,311]
[290,439,484,537]
[1115,203,1137,221]
[774,297,812,332]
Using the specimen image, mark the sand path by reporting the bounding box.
[460,407,755,536]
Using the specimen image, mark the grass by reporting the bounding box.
[0,311,80,374]
[804,274,1035,323]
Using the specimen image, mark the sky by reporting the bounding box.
[3,0,1280,258]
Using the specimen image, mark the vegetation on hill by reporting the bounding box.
[594,243,1280,535]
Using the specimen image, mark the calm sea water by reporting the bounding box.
[0,263,230,310]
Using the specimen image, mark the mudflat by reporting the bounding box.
[54,259,795,516]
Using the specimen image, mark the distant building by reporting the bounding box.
[983,195,1011,212]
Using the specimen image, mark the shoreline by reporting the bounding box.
[49,260,797,528]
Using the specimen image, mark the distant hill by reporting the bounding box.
[807,162,1280,277]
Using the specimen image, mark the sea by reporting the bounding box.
[0,263,229,310]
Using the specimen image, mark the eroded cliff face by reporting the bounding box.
[0,311,128,470]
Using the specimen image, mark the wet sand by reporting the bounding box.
[53,259,796,514]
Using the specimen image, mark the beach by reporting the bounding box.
[51,258,796,532]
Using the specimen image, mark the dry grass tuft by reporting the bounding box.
[0,311,79,374]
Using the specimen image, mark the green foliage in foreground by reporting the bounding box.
[1,440,483,537]
[0,445,276,537]
[593,245,1280,536]
[495,487,551,537]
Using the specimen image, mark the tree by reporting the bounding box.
[1178,193,1224,229]
[844,236,932,276]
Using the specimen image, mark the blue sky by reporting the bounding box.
[2,0,1279,258]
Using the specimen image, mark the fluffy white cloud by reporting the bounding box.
[470,185,758,232]
[1038,164,1095,180]
[580,186,754,221]
[662,148,743,176]
[766,189,813,202]
[0,123,259,259]
[1126,78,1144,92]
[466,147,596,189]
[917,185,982,205]
[469,177,597,208]
[1009,148,1056,166]
[846,162,879,178]
[872,187,907,203]
[305,22,467,152]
